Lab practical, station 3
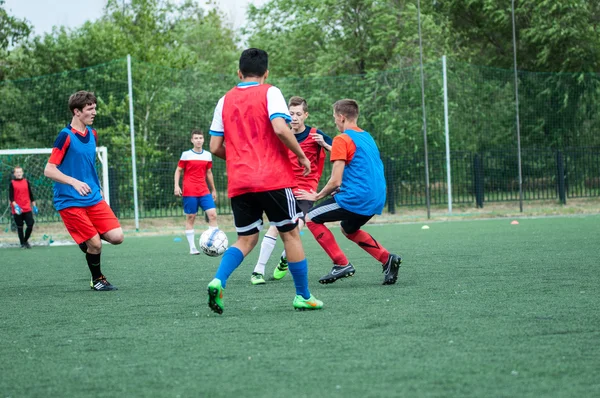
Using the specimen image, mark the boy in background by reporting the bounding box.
[174,130,219,255]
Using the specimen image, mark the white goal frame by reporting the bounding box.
[0,147,111,205]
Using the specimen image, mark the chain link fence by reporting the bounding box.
[1,57,599,225]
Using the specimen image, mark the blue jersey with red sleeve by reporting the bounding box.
[49,125,102,210]
[333,129,386,216]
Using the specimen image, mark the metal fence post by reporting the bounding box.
[473,153,484,208]
[556,150,566,204]
[385,156,396,214]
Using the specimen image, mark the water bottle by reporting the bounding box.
[14,203,22,215]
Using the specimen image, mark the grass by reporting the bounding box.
[1,216,599,397]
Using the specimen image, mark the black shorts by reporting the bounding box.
[296,200,315,221]
[307,197,373,235]
[231,188,301,236]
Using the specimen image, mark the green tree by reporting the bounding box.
[435,0,600,72]
[245,0,452,76]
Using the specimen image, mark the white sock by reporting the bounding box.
[281,249,286,260]
[185,229,196,250]
[254,235,277,274]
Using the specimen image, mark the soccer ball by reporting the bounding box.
[199,229,228,257]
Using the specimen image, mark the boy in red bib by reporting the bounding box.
[9,166,37,248]
[206,48,323,313]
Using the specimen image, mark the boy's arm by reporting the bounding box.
[210,136,226,160]
[272,118,310,176]
[8,182,15,205]
[296,160,345,201]
[174,166,183,196]
[312,130,333,152]
[44,162,91,196]
[27,180,36,207]
[206,168,217,201]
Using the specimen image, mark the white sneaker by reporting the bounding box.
[190,248,200,255]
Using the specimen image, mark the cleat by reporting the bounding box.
[293,295,324,311]
[382,253,402,285]
[273,256,288,280]
[24,242,32,249]
[78,242,88,253]
[250,272,266,285]
[318,263,356,284]
[207,278,224,314]
[190,248,200,255]
[20,244,27,249]
[90,275,118,291]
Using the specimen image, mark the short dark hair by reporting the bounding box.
[191,129,204,138]
[69,91,97,114]
[239,48,268,78]
[288,96,308,112]
[333,99,359,120]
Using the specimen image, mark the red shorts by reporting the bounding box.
[59,200,121,244]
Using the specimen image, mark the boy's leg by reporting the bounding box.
[13,213,25,246]
[87,201,123,290]
[342,218,402,285]
[305,199,361,284]
[279,228,310,299]
[59,205,117,291]
[199,194,219,229]
[208,193,261,314]
[22,212,35,247]
[183,197,199,254]
[253,225,278,275]
[305,198,349,266]
[205,209,218,228]
[276,200,312,274]
[263,188,322,310]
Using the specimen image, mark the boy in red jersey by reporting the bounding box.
[174,130,219,255]
[250,96,332,285]
[297,99,402,285]
[206,48,323,313]
[44,91,124,291]
[8,166,37,249]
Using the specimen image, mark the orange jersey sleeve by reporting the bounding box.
[48,132,71,165]
[330,134,356,164]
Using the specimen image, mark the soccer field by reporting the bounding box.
[1,216,599,397]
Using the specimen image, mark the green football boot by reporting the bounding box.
[207,278,224,314]
[293,294,324,311]
[273,256,289,280]
[250,272,266,285]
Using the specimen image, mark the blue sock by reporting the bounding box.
[288,258,310,299]
[214,247,244,289]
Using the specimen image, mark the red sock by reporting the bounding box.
[306,222,348,265]
[345,230,389,264]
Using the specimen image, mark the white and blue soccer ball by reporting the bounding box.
[199,229,228,257]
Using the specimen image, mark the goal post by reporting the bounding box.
[0,147,110,224]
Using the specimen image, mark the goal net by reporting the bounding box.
[0,147,110,227]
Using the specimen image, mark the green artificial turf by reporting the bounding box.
[1,216,599,397]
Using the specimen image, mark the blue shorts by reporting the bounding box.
[183,194,216,215]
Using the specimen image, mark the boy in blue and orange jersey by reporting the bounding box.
[44,91,124,291]
[174,129,219,255]
[207,48,323,313]
[250,96,332,285]
[296,99,402,285]
[9,166,37,249]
